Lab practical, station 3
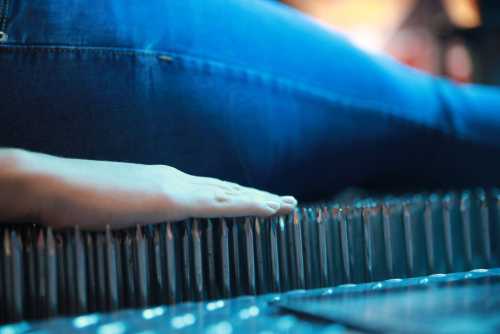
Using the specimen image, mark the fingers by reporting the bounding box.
[183,183,297,219]
[241,187,297,214]
[187,188,277,218]
[187,175,297,216]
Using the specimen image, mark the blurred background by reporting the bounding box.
[279,0,500,85]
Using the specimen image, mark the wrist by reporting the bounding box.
[0,148,29,172]
[0,148,48,223]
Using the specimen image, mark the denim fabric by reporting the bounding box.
[1,0,500,200]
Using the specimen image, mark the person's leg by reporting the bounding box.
[1,0,500,201]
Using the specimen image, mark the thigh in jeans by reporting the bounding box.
[1,0,500,200]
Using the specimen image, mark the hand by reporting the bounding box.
[4,150,297,229]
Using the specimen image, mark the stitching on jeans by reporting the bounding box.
[0,0,4,31]
[0,0,9,32]
[0,44,159,57]
[0,43,442,135]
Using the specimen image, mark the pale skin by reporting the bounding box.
[0,148,297,230]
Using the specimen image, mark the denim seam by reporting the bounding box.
[0,0,9,32]
[0,44,157,57]
[0,43,440,136]
[432,78,458,137]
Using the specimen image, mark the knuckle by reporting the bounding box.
[213,189,231,204]
[153,164,174,175]
[159,164,183,175]
[229,183,243,191]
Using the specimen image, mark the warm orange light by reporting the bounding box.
[283,0,416,53]
[443,0,481,28]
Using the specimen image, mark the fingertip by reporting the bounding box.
[281,195,298,206]
[252,200,280,217]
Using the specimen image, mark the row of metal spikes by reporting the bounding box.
[1,188,499,323]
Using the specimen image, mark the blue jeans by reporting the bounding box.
[1,0,500,200]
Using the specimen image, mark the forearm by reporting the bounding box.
[0,148,43,223]
[0,148,295,229]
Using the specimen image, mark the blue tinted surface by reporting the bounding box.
[278,269,500,334]
[0,269,498,333]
